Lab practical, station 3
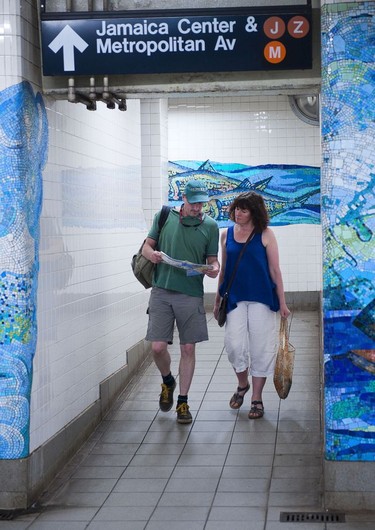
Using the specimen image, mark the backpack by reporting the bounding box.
[131,205,170,289]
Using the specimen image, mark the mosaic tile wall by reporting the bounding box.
[0,81,47,458]
[168,160,320,228]
[321,1,375,461]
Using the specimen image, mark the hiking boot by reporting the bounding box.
[159,381,176,412]
[176,402,192,424]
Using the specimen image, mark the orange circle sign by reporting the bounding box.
[264,41,286,64]
[263,17,286,39]
[287,16,310,38]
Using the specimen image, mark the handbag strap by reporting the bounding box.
[224,228,256,295]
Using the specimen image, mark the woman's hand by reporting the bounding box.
[213,300,221,320]
[279,303,291,319]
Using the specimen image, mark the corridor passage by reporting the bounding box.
[4,311,374,529]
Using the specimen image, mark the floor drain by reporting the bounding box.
[280,512,346,523]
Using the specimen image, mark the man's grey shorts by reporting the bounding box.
[146,287,208,345]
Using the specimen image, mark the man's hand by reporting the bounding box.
[205,264,220,278]
[142,238,163,263]
[205,258,220,278]
[149,250,163,264]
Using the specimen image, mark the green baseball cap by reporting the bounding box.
[184,179,209,203]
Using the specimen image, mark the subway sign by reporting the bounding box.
[40,7,312,76]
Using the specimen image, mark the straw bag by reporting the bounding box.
[274,317,295,399]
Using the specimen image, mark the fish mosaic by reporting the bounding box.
[168,159,320,227]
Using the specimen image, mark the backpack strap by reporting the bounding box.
[158,205,170,232]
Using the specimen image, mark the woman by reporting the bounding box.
[214,192,290,419]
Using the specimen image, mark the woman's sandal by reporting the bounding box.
[248,400,264,419]
[229,383,250,409]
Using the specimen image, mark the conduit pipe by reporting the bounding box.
[67,77,127,111]
[68,78,97,110]
[102,76,127,110]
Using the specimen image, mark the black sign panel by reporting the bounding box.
[40,8,312,76]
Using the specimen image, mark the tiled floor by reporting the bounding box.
[2,311,375,529]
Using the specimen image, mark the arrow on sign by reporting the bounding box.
[48,25,89,71]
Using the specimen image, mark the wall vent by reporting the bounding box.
[280,511,346,523]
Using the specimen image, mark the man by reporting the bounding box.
[142,180,220,423]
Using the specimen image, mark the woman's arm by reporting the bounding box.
[262,228,290,319]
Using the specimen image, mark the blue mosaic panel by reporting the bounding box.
[0,82,48,459]
[321,2,375,461]
[168,160,320,227]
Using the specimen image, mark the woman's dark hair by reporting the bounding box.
[228,192,269,232]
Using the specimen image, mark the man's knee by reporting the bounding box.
[180,344,195,358]
[152,341,168,356]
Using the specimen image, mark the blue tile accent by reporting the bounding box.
[0,82,48,458]
[322,2,375,461]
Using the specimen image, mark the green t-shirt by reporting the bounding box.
[148,208,219,297]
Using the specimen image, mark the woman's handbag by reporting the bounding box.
[217,293,229,327]
[273,317,295,399]
[217,228,255,327]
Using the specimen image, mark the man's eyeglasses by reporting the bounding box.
[179,209,205,228]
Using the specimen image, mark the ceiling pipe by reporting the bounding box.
[101,76,127,110]
[68,78,97,110]
[89,77,97,100]
[67,77,126,111]
[102,76,114,109]
[102,76,111,101]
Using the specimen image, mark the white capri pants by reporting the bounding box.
[225,301,277,377]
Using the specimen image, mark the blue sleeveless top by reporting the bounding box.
[219,226,279,314]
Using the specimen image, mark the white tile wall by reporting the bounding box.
[0,0,39,90]
[30,98,150,451]
[167,95,322,294]
[141,99,169,226]
[168,95,321,166]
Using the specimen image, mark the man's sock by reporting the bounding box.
[162,372,175,387]
[177,395,188,407]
